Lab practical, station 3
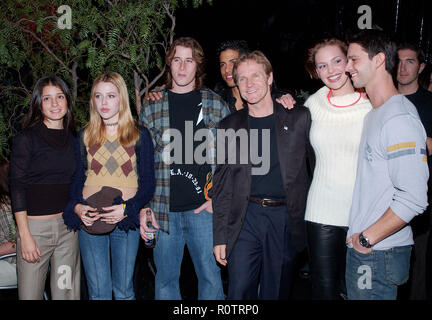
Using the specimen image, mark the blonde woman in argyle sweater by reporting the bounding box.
[63,72,155,300]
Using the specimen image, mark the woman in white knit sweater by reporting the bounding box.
[304,38,372,299]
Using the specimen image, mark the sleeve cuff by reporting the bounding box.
[390,201,419,223]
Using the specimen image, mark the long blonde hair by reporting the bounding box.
[84,72,139,147]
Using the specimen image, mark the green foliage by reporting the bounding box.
[0,0,210,160]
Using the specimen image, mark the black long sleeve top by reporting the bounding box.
[10,122,76,215]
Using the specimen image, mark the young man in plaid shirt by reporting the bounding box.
[139,37,230,300]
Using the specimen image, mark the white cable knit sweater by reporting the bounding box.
[304,86,372,227]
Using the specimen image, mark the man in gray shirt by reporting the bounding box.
[345,29,429,300]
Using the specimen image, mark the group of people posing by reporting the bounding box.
[2,28,432,301]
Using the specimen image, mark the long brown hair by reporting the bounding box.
[84,72,139,147]
[165,37,206,90]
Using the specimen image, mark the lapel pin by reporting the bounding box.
[283,126,288,131]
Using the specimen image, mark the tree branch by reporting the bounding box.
[148,66,166,89]
[21,27,68,70]
[95,32,107,47]
[163,1,176,46]
[71,61,78,102]
[0,86,30,95]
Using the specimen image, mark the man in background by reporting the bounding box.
[397,43,432,300]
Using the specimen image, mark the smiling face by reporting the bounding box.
[346,43,375,89]
[220,49,240,88]
[397,48,424,86]
[170,45,197,93]
[92,81,120,122]
[41,85,68,128]
[315,45,352,95]
[236,59,272,105]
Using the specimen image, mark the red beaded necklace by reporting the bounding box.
[327,89,362,108]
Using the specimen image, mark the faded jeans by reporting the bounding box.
[345,246,412,300]
[153,210,224,300]
[78,227,140,300]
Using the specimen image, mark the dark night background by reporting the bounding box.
[174,0,432,94]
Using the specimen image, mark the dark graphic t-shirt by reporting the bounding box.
[168,90,212,212]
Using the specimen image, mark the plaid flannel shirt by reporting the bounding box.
[0,202,17,264]
[139,88,230,234]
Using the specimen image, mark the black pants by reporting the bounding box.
[406,212,430,299]
[227,203,296,300]
[306,221,348,300]
[427,225,432,300]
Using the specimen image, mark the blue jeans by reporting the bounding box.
[153,210,224,300]
[78,227,140,300]
[345,246,412,300]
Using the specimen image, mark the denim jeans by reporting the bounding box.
[345,246,412,300]
[78,227,140,300]
[153,210,224,300]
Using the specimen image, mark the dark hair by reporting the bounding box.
[348,29,398,75]
[165,37,206,90]
[216,40,250,58]
[305,37,348,79]
[22,75,75,132]
[233,50,273,84]
[0,160,10,205]
[397,42,425,64]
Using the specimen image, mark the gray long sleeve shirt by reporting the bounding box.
[347,94,429,250]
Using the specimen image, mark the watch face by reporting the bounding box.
[359,234,371,248]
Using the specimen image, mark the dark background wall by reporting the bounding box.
[173,0,432,93]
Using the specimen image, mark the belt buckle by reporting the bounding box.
[261,198,271,207]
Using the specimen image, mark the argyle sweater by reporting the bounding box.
[139,88,230,234]
[84,133,139,189]
[62,126,155,231]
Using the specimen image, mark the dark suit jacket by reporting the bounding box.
[211,101,314,258]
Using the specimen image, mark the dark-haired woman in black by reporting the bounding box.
[10,76,80,300]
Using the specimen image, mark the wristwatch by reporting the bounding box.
[359,232,372,248]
